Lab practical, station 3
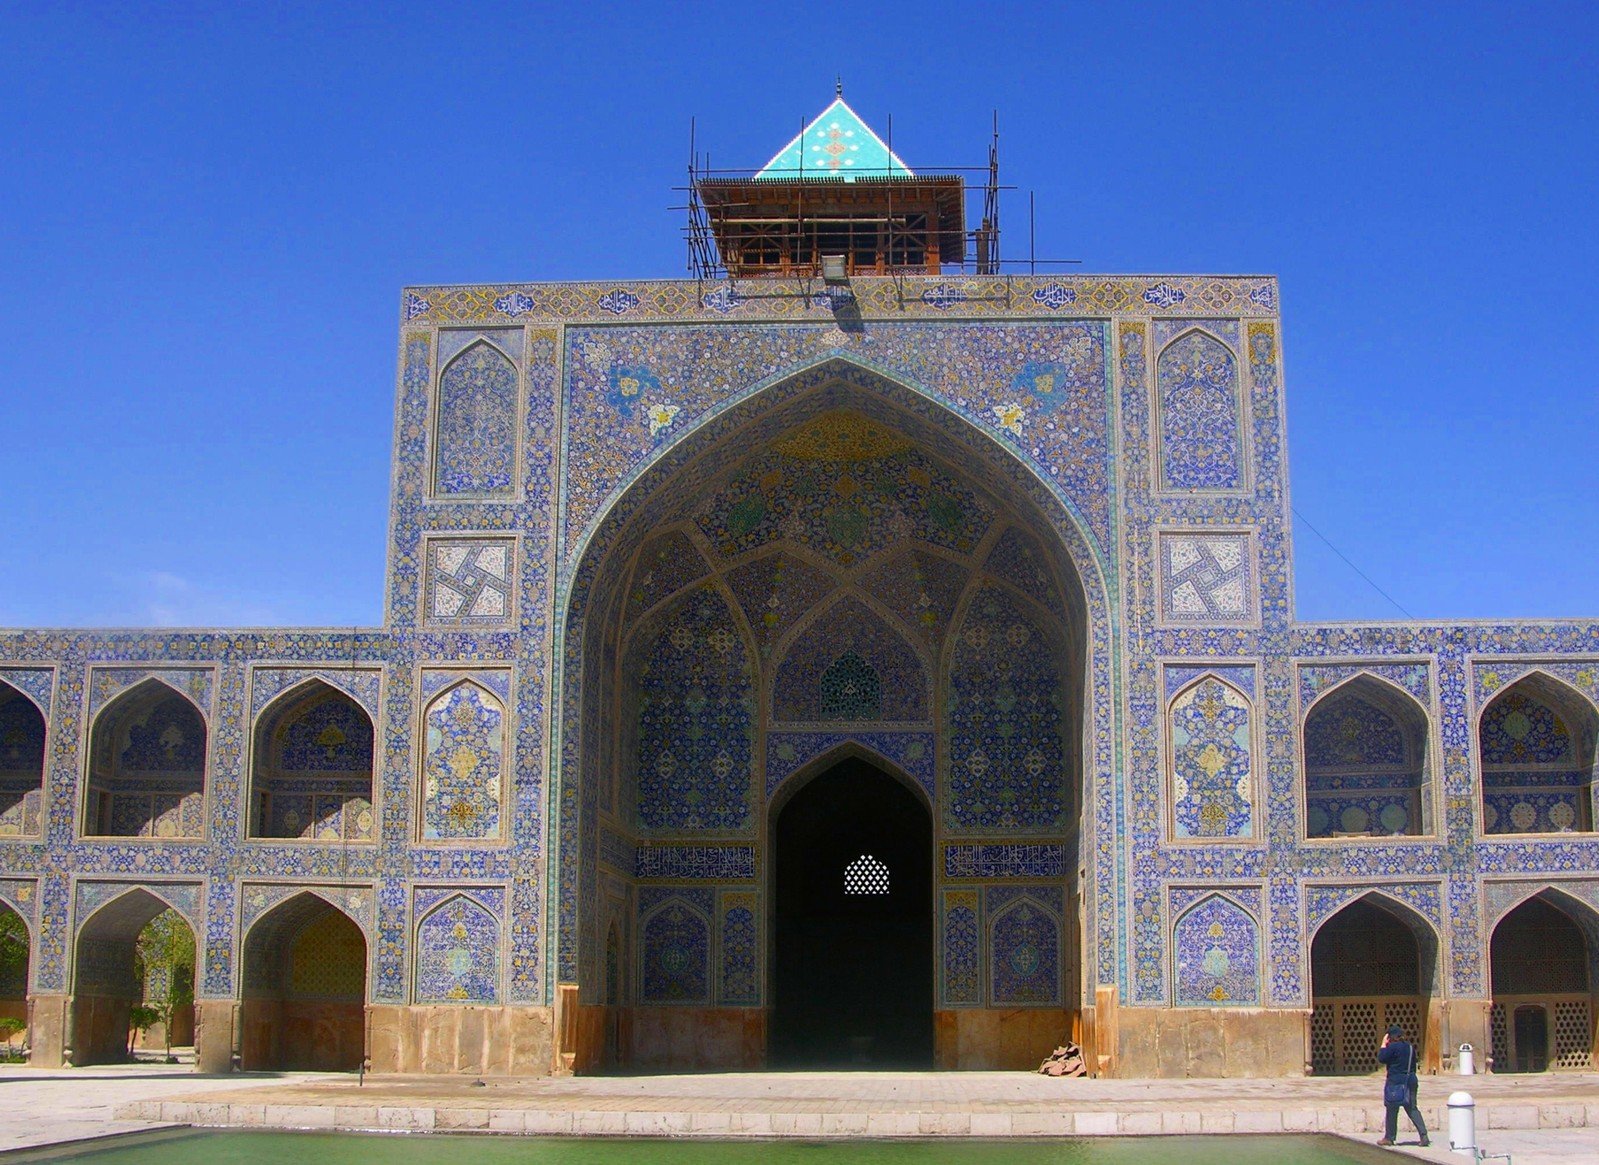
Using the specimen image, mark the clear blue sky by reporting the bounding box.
[3,2,1595,628]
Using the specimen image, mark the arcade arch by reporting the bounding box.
[240,892,368,1071]
[248,680,375,841]
[1478,674,1596,834]
[1488,890,1597,1071]
[0,904,28,1055]
[1308,894,1439,1075]
[71,889,196,1066]
[557,365,1100,1071]
[1303,676,1432,838]
[0,681,45,837]
[84,679,207,839]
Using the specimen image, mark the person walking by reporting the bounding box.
[1376,1023,1429,1147]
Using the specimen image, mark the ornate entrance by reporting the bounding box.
[772,757,932,1067]
[557,362,1101,1072]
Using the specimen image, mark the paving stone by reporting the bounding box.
[436,1108,489,1129]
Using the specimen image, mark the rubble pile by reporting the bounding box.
[1037,1042,1088,1077]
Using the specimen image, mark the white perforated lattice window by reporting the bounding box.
[844,853,890,896]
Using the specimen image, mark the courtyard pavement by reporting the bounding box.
[0,1064,1594,1164]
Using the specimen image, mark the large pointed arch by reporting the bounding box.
[552,354,1111,1071]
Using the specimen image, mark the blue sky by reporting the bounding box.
[2,2,1595,627]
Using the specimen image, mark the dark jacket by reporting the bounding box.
[1378,1039,1419,1086]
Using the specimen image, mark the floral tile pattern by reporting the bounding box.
[1173,893,1261,1005]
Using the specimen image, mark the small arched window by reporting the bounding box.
[844,853,890,896]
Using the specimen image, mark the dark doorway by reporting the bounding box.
[1513,1006,1549,1072]
[772,758,932,1068]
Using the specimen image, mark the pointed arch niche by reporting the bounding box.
[432,335,518,498]
[1478,674,1597,834]
[1304,676,1433,838]
[1156,328,1244,491]
[0,681,46,837]
[249,680,374,841]
[1173,894,1261,1006]
[772,595,929,725]
[83,679,207,839]
[240,892,367,1070]
[418,681,506,842]
[1166,673,1257,840]
[557,360,1100,1072]
[414,894,501,1004]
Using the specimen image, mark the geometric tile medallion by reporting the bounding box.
[424,536,515,627]
[1157,529,1254,624]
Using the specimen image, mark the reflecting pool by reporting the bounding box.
[21,1131,1399,1165]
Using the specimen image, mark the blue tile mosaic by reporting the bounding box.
[414,891,501,1003]
[719,892,758,1005]
[944,844,1065,879]
[639,890,711,1004]
[987,886,1061,1006]
[635,845,756,880]
[1173,893,1260,1006]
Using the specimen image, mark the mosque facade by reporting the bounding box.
[1,101,1596,1078]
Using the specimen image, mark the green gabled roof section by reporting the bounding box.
[754,97,913,181]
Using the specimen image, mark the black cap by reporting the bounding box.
[1387,1024,1404,1038]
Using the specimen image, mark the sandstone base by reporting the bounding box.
[935,1009,1072,1070]
[366,1004,554,1075]
[1113,1006,1308,1077]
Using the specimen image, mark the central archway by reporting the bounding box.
[556,356,1110,1073]
[771,756,932,1067]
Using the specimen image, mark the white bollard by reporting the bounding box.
[1457,1042,1475,1075]
[1447,1090,1477,1156]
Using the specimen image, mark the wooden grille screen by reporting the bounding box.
[1488,994,1594,1071]
[1308,996,1424,1075]
[1553,999,1594,1069]
[1490,1002,1508,1069]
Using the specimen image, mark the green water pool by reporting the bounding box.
[17,1132,1399,1165]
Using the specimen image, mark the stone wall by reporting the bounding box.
[366,1004,554,1076]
